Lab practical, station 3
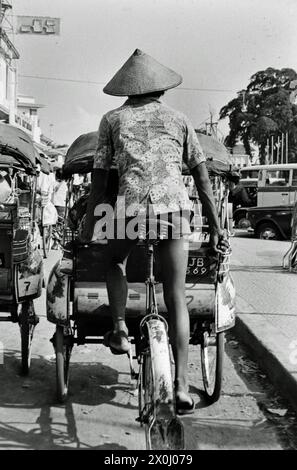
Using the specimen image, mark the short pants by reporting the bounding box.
[93,209,192,241]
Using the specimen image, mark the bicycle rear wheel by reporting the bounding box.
[201,330,224,403]
[19,300,38,375]
[140,318,184,450]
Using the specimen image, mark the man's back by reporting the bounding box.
[95,97,205,215]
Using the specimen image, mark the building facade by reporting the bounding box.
[0,1,19,124]
[0,2,68,163]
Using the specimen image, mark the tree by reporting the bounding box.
[219,67,297,164]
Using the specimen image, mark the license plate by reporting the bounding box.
[187,256,208,276]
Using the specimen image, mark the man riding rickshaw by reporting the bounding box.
[79,49,230,411]
[47,50,237,449]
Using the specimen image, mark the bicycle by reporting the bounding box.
[46,131,236,450]
[135,217,184,450]
[47,217,185,450]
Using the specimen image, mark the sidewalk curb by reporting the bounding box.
[233,315,297,414]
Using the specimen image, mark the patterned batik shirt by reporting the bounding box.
[93,97,206,216]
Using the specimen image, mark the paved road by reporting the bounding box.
[0,241,297,450]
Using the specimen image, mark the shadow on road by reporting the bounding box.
[223,333,297,450]
[0,348,135,449]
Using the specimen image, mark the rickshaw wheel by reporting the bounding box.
[55,325,72,403]
[43,225,53,259]
[19,300,37,375]
[201,330,224,404]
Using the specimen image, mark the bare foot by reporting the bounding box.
[175,380,193,407]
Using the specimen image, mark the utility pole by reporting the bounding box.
[205,111,218,137]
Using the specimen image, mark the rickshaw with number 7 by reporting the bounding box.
[47,130,238,449]
[0,123,44,374]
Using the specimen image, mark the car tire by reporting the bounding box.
[255,222,281,240]
[236,217,251,229]
[234,211,249,229]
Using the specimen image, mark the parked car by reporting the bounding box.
[246,205,293,240]
[231,179,258,228]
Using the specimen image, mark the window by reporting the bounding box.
[264,170,290,187]
[240,169,259,179]
[292,170,297,187]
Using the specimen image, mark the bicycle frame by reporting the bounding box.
[137,239,180,447]
[145,243,158,314]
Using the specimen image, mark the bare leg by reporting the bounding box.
[106,238,137,333]
[158,237,192,404]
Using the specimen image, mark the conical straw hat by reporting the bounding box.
[103,49,182,96]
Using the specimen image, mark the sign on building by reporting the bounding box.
[16,16,60,35]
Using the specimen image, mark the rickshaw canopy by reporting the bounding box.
[0,154,24,171]
[197,133,230,162]
[195,133,239,182]
[63,129,239,182]
[63,131,97,176]
[0,123,38,173]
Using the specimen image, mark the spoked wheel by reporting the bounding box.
[256,222,281,241]
[19,300,39,375]
[138,352,152,430]
[42,224,52,258]
[201,330,224,403]
[55,325,73,403]
[139,319,184,450]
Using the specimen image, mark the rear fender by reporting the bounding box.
[215,273,236,333]
[46,260,70,325]
[146,319,175,417]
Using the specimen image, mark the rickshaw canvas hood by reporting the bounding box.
[0,122,38,173]
[63,131,98,175]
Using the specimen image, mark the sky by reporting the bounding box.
[9,0,297,145]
